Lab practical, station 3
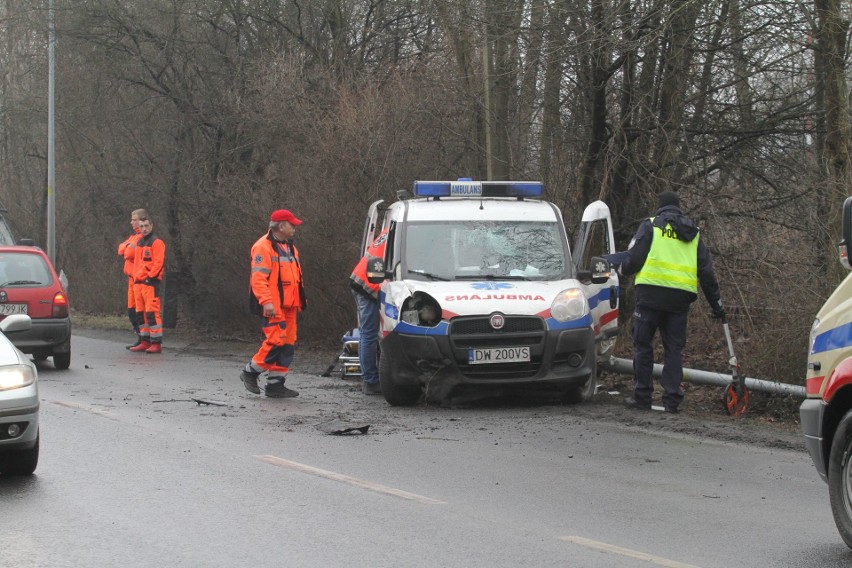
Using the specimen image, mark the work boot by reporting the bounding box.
[623,397,651,411]
[129,340,152,352]
[362,381,382,395]
[126,336,142,350]
[240,370,261,394]
[265,380,299,398]
[145,342,162,354]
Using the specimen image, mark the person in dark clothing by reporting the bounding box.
[605,191,725,413]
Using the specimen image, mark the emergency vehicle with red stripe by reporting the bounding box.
[362,180,619,406]
[801,195,852,549]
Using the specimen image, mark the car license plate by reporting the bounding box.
[468,346,530,364]
[0,304,27,316]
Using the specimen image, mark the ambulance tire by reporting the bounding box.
[378,350,420,406]
[562,364,597,404]
[828,409,852,549]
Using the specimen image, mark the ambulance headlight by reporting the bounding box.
[401,293,442,327]
[551,288,588,322]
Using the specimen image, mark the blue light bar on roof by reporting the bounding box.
[412,180,544,198]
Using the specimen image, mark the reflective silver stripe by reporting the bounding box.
[252,267,271,274]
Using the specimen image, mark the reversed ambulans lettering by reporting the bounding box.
[361,180,619,407]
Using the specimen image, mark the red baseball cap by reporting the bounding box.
[270,209,302,225]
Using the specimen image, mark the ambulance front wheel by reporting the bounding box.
[378,350,421,406]
[828,409,852,549]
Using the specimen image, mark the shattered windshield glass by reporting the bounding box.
[404,221,567,281]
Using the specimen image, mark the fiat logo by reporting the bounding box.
[490,313,505,330]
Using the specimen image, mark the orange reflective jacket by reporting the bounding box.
[350,230,388,299]
[249,232,304,314]
[118,230,142,277]
[133,233,166,282]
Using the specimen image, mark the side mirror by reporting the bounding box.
[577,256,611,285]
[0,314,32,334]
[366,256,387,284]
[841,196,852,270]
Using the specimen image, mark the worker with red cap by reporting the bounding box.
[241,209,306,398]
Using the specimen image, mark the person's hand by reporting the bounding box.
[262,303,276,318]
[711,300,726,321]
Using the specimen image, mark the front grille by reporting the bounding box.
[451,316,544,335]
[450,315,546,379]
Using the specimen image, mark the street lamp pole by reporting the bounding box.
[47,0,56,265]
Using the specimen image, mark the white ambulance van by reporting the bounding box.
[363,180,619,406]
[801,196,852,549]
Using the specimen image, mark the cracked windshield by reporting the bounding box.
[405,221,566,281]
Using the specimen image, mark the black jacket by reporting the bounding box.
[607,205,721,313]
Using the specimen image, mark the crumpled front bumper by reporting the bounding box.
[381,324,596,392]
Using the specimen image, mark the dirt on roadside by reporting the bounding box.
[74,321,806,453]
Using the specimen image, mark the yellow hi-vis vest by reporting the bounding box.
[635,217,699,293]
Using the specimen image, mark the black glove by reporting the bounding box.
[711,300,726,320]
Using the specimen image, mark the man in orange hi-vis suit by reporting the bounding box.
[128,217,166,354]
[118,208,147,350]
[240,209,305,398]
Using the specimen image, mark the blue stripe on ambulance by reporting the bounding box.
[813,321,852,354]
[586,285,614,310]
[546,314,594,330]
[394,321,450,335]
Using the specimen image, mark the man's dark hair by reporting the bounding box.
[657,191,680,208]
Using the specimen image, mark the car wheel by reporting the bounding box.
[562,363,598,404]
[379,349,420,406]
[53,351,71,370]
[828,410,852,549]
[1,433,39,476]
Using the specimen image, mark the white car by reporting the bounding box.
[0,314,39,475]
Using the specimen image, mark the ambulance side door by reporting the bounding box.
[360,200,384,255]
[573,200,619,349]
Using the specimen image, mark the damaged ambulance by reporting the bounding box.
[363,180,619,406]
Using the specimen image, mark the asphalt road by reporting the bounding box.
[0,332,849,567]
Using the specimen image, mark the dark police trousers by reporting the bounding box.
[631,305,689,410]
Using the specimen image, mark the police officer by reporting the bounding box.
[350,229,389,395]
[241,209,305,398]
[606,191,724,413]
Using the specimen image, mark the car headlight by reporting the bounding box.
[809,318,820,356]
[401,293,442,327]
[551,288,588,322]
[0,365,36,391]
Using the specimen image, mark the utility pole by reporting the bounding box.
[47,0,56,265]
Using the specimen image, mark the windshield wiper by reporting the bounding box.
[407,269,450,281]
[0,280,41,287]
[454,274,529,281]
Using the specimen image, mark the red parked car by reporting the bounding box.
[0,246,70,369]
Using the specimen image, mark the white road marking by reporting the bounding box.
[560,536,703,568]
[51,400,114,419]
[255,455,446,505]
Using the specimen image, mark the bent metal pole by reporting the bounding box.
[602,357,806,398]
